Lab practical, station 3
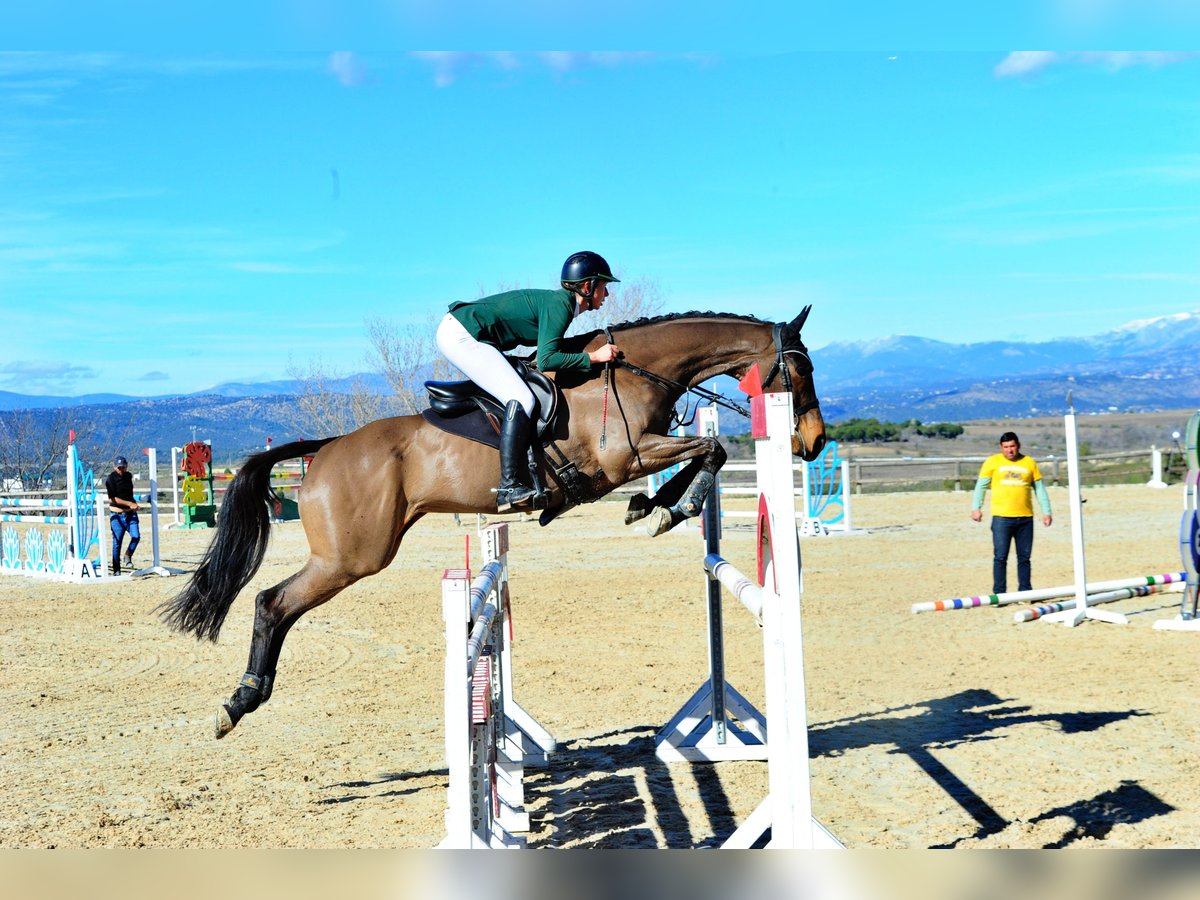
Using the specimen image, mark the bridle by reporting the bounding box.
[604,321,820,428]
[761,323,820,417]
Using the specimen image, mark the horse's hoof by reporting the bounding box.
[624,493,651,525]
[646,507,674,537]
[215,704,235,739]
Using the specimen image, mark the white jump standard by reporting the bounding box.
[0,444,117,582]
[656,393,841,850]
[439,522,555,849]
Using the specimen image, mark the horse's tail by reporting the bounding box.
[156,437,339,642]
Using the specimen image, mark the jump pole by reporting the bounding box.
[439,522,555,849]
[914,572,1186,614]
[1016,582,1184,623]
[1042,391,1127,627]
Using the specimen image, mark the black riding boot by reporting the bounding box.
[496,400,537,512]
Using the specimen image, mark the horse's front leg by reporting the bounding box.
[623,434,726,537]
[624,456,704,525]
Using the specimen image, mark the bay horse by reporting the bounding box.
[158,309,826,738]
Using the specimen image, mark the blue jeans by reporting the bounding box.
[992,515,1033,593]
[110,512,140,570]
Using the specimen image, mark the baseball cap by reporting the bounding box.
[114,456,128,468]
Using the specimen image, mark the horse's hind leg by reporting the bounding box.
[216,561,355,739]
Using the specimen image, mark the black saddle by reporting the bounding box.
[423,359,560,440]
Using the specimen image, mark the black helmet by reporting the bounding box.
[561,251,619,286]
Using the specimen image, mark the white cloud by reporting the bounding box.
[995,50,1198,77]
[409,51,661,86]
[328,51,368,87]
[0,360,99,389]
[230,261,340,275]
[1077,51,1198,70]
[994,51,1059,77]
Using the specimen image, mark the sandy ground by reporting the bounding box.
[1,482,1196,850]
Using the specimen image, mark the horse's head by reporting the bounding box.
[762,306,826,461]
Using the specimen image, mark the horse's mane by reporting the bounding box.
[557,311,772,352]
[609,310,770,332]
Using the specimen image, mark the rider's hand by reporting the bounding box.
[590,343,622,365]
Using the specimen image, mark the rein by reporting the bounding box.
[611,322,819,427]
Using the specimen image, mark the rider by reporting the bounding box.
[435,251,624,511]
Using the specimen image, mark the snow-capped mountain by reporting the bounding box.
[817,310,1200,392]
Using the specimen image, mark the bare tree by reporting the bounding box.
[285,357,393,438]
[0,407,121,490]
[71,408,141,483]
[566,274,665,336]
[365,314,453,414]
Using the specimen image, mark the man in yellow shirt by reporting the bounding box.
[970,432,1053,593]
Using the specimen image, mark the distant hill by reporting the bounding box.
[816,310,1200,421]
[4,311,1200,458]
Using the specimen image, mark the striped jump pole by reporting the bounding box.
[1015,582,1185,623]
[913,572,1187,614]
[439,523,555,850]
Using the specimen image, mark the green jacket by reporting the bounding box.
[448,288,591,373]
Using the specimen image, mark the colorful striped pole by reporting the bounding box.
[1015,582,1183,623]
[913,572,1186,614]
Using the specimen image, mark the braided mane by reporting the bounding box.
[608,311,770,332]
[556,311,774,355]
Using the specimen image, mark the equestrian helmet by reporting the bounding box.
[561,251,620,286]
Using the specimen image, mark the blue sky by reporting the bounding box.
[2,47,1199,397]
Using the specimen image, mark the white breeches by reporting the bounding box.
[436,313,535,417]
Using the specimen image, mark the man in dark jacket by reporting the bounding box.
[105,455,140,574]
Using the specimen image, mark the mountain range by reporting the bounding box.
[813,310,1200,422]
[4,311,1200,459]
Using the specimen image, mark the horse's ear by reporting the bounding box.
[787,306,811,334]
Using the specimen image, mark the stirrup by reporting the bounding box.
[495,485,545,512]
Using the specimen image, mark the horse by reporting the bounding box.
[158,309,827,738]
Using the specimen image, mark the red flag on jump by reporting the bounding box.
[738,362,764,397]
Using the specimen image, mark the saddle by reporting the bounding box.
[422,360,604,519]
[422,359,560,442]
